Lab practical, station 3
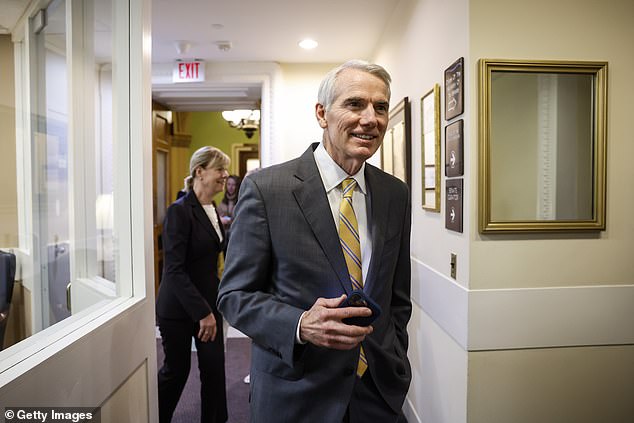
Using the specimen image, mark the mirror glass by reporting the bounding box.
[479,60,607,232]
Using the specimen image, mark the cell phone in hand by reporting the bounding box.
[339,290,381,326]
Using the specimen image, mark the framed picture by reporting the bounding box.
[444,57,464,120]
[445,178,463,233]
[381,97,411,186]
[445,119,464,177]
[421,85,441,212]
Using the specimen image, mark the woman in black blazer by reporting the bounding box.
[156,146,230,423]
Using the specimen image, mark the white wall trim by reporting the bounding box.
[411,257,469,349]
[468,284,634,350]
[412,258,634,351]
[403,395,422,423]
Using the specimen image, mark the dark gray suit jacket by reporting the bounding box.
[218,143,411,422]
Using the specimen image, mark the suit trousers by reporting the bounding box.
[343,370,408,423]
[157,315,227,423]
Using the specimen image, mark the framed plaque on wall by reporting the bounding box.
[444,57,464,121]
[445,178,463,233]
[445,119,464,177]
[381,97,411,186]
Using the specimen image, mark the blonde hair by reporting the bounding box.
[183,146,230,192]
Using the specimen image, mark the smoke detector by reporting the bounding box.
[174,40,191,55]
[214,41,232,52]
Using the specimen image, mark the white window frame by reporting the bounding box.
[0,0,151,381]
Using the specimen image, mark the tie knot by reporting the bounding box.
[341,178,357,199]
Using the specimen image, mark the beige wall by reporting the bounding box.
[100,361,149,422]
[466,0,634,422]
[468,345,634,423]
[470,0,634,289]
[0,35,18,247]
[369,0,634,422]
[278,63,337,161]
[373,0,471,420]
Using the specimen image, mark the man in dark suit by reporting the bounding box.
[218,60,411,422]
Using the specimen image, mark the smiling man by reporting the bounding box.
[218,60,412,423]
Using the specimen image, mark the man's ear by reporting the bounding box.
[315,103,327,128]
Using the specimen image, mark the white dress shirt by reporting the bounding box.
[296,143,373,343]
[313,143,372,281]
[202,204,224,243]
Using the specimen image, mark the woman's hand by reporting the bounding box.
[198,313,217,342]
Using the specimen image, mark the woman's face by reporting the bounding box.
[226,178,237,195]
[197,163,229,197]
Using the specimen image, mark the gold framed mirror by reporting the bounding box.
[478,59,608,233]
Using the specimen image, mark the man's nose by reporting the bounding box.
[359,105,378,126]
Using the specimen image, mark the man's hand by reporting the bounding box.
[198,312,217,342]
[299,295,373,350]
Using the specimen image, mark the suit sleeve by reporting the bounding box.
[162,203,212,321]
[217,176,304,367]
[391,184,412,355]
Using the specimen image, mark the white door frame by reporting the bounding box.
[0,1,157,420]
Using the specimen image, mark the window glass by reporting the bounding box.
[0,0,129,354]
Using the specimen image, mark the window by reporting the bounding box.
[0,0,133,360]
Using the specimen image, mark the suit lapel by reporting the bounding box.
[292,145,352,294]
[186,191,221,245]
[364,165,389,295]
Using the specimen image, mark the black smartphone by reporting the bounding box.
[339,290,382,326]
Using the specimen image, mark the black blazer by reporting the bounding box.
[156,190,225,321]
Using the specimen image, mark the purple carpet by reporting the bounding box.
[156,336,251,423]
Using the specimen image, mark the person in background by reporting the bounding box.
[216,175,241,238]
[156,146,230,423]
[218,60,412,422]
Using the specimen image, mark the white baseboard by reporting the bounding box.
[403,395,422,423]
[227,325,247,339]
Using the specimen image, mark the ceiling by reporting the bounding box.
[152,0,400,111]
[152,0,399,63]
[0,0,401,111]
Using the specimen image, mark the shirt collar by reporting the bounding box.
[314,142,367,195]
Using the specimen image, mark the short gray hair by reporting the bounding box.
[317,59,392,111]
[183,146,230,192]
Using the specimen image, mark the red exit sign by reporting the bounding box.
[172,60,205,83]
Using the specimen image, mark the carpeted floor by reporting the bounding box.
[156,336,251,423]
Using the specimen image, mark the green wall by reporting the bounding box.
[188,111,258,203]
[189,111,258,160]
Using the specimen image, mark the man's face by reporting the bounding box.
[316,68,390,174]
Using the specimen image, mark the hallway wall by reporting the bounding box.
[469,0,634,290]
[277,63,336,161]
[188,111,259,203]
[371,0,634,422]
[373,0,471,420]
[467,0,634,421]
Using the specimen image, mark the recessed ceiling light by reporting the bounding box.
[298,38,318,50]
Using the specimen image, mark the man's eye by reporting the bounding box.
[375,104,389,113]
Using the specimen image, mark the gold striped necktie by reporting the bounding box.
[338,178,368,377]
